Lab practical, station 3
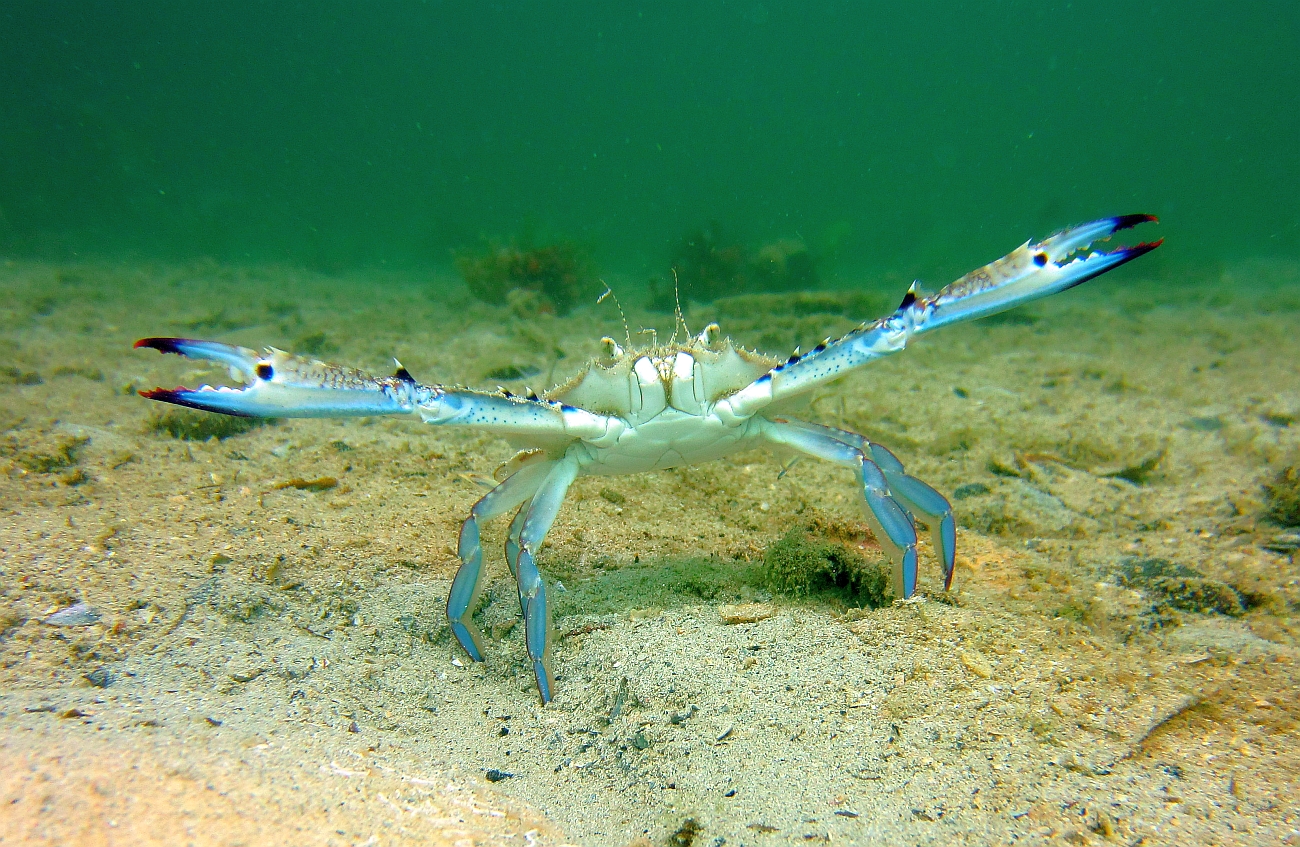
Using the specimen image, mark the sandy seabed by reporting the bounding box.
[0,258,1297,846]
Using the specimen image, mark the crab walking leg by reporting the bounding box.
[762,419,922,599]
[514,455,582,704]
[504,502,531,622]
[877,468,956,590]
[505,503,528,583]
[775,418,956,588]
[448,458,555,663]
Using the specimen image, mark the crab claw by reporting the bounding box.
[134,337,415,418]
[918,214,1162,333]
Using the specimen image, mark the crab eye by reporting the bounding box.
[255,362,274,381]
[1033,252,1049,267]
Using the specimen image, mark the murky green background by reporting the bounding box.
[2,1,1296,284]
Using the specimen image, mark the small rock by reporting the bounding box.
[959,650,994,679]
[83,667,113,688]
[668,818,702,847]
[719,602,775,624]
[273,476,338,492]
[485,768,514,782]
[44,602,100,627]
[1182,416,1224,432]
[1092,449,1165,484]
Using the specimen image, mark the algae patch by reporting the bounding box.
[762,528,892,608]
[1,432,86,474]
[1115,557,1246,617]
[148,408,269,441]
[548,527,892,621]
[1262,463,1300,526]
[552,556,753,618]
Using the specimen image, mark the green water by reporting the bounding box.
[2,1,1296,284]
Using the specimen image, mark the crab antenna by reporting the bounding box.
[670,267,691,345]
[596,282,633,351]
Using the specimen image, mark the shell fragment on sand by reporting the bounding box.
[43,602,101,627]
[718,602,776,624]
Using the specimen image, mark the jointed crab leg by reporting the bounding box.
[763,419,919,598]
[876,469,956,590]
[505,504,529,584]
[772,418,955,590]
[449,456,554,663]
[512,454,582,703]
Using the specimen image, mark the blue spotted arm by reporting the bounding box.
[716,215,1160,421]
[133,337,616,445]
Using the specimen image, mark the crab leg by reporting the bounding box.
[513,454,582,704]
[448,455,554,663]
[505,503,529,584]
[777,419,956,589]
[717,215,1161,420]
[762,418,929,599]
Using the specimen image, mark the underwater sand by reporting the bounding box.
[0,259,1297,846]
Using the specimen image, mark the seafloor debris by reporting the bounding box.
[291,331,338,356]
[148,408,266,440]
[1115,557,1246,617]
[43,602,101,627]
[273,476,338,492]
[483,363,541,381]
[1262,462,1300,526]
[455,240,596,315]
[1,432,86,474]
[718,602,775,624]
[1262,532,1300,554]
[761,527,891,607]
[652,223,818,308]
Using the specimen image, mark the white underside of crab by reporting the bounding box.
[136,215,1160,704]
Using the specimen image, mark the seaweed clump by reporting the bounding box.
[455,241,596,316]
[762,527,891,608]
[653,224,818,309]
[1,433,86,474]
[1263,463,1300,526]
[1116,557,1245,617]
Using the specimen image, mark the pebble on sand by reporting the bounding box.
[718,603,775,624]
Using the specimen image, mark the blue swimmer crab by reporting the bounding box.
[136,215,1160,703]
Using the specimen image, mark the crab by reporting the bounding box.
[136,215,1160,703]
